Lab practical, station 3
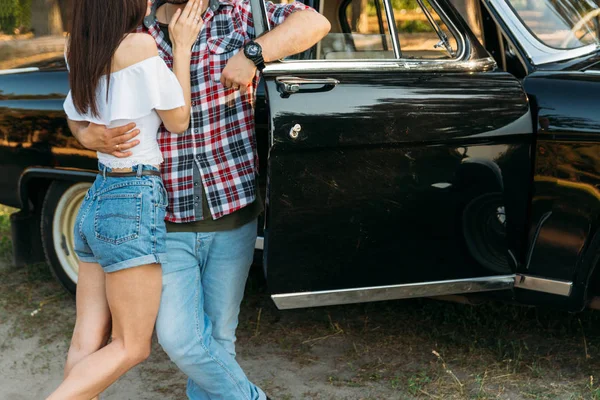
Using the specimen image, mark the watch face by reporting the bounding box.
[247,44,259,57]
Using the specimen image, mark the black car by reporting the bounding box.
[2,0,600,312]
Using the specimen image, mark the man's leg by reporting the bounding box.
[156,232,266,400]
[202,219,257,356]
[186,220,258,397]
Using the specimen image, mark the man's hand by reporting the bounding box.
[220,51,256,92]
[73,121,140,158]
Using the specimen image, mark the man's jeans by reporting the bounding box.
[156,220,266,400]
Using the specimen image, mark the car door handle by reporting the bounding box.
[276,76,340,96]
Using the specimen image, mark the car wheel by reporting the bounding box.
[41,181,91,295]
[462,192,511,274]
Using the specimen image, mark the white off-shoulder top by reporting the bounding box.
[63,56,185,169]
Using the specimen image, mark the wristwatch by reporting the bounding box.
[243,41,266,72]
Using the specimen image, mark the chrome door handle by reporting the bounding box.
[276,76,340,96]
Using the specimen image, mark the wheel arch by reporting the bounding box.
[455,157,504,194]
[18,167,96,212]
[11,168,96,268]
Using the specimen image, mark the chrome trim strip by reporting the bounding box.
[271,275,515,309]
[513,274,572,297]
[484,0,600,66]
[263,57,496,75]
[382,0,401,58]
[255,236,264,250]
[0,67,40,75]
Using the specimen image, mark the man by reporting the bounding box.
[67,0,330,398]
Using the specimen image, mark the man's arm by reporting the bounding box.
[68,119,141,158]
[255,10,330,63]
[220,8,330,89]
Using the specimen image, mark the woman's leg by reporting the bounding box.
[63,261,112,400]
[46,263,162,400]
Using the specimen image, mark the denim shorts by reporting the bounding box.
[73,163,168,273]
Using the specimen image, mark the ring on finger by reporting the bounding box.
[115,144,120,151]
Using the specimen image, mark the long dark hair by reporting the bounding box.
[67,0,147,117]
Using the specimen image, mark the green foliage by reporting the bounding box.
[390,0,420,10]
[398,20,433,33]
[0,0,31,34]
[0,205,13,263]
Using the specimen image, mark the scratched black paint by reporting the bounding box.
[264,71,532,293]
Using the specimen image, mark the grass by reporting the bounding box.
[0,205,14,264]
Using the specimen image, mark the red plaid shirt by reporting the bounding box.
[140,0,310,222]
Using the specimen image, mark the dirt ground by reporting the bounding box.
[2,204,600,399]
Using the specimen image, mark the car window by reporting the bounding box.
[390,0,459,59]
[0,0,68,71]
[270,0,459,61]
[507,0,600,50]
[275,0,395,60]
[331,0,395,59]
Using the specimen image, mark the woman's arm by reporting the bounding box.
[156,0,204,134]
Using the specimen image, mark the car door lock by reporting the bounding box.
[289,124,302,139]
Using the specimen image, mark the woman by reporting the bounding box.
[46,0,203,398]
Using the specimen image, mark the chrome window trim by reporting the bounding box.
[263,56,496,75]
[0,67,40,75]
[484,0,600,66]
[423,0,467,61]
[262,0,471,68]
[382,0,401,58]
[271,275,516,309]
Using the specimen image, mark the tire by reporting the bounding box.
[462,192,511,274]
[41,181,92,295]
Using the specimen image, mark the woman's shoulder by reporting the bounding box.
[112,33,159,73]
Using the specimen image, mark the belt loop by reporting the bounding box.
[102,165,107,179]
[136,164,143,178]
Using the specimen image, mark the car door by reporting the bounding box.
[256,0,533,309]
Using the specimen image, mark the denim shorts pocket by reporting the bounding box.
[94,193,142,245]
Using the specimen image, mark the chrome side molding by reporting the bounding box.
[513,274,572,296]
[271,274,574,309]
[0,67,40,75]
[271,275,515,310]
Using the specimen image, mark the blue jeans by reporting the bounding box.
[156,220,266,400]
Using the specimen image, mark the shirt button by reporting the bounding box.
[192,101,196,106]
[194,182,199,187]
[195,196,200,200]
[194,202,199,206]
[194,129,199,133]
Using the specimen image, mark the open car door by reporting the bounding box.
[255,0,533,309]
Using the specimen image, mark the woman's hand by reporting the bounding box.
[169,0,204,54]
